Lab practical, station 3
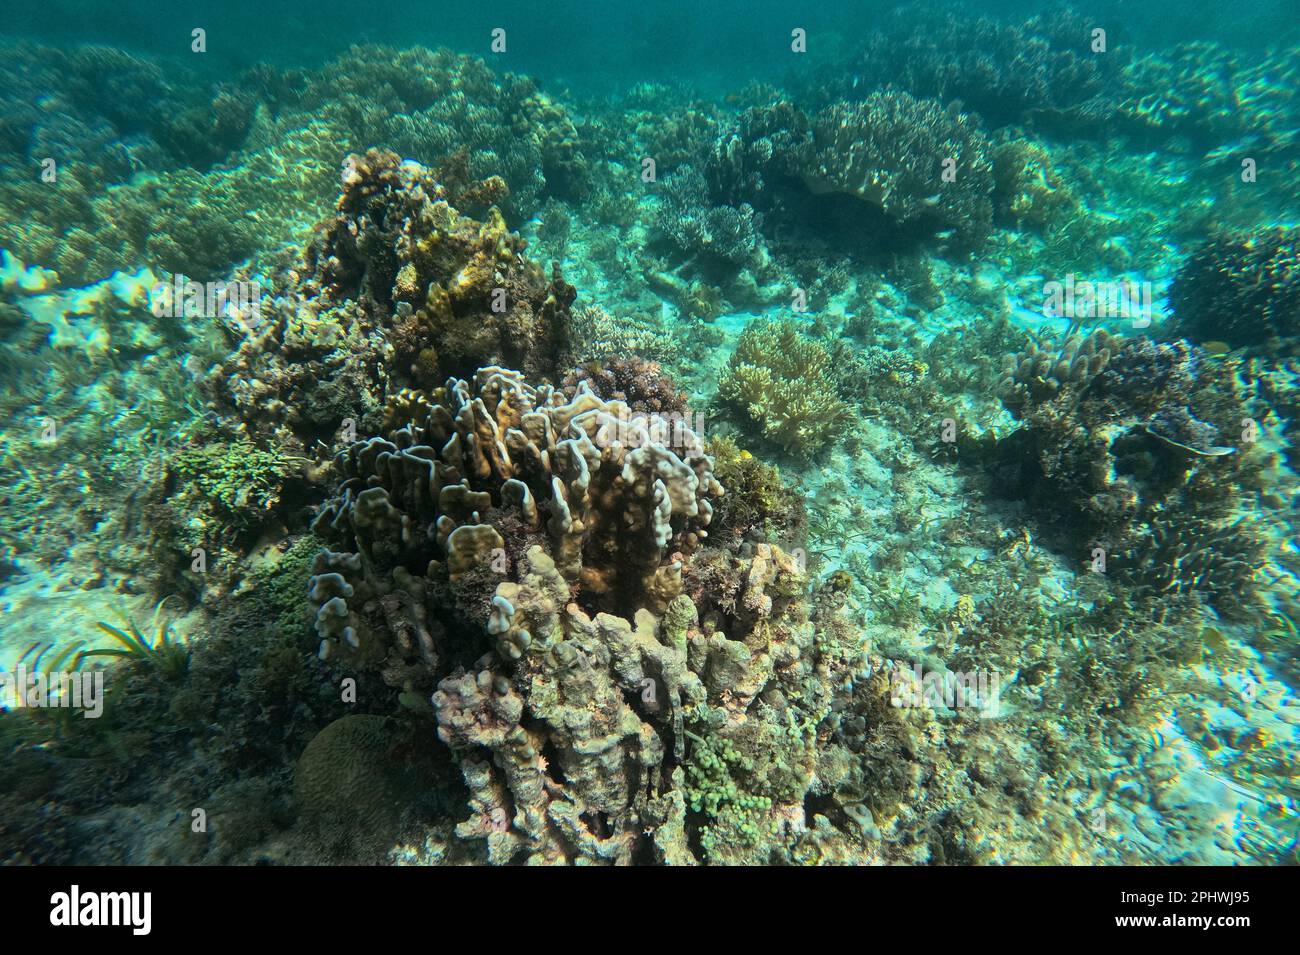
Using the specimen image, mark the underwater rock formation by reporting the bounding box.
[206,149,576,457]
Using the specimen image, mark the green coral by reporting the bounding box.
[719,320,854,458]
[246,536,321,641]
[168,439,296,526]
[684,731,775,862]
[706,434,804,542]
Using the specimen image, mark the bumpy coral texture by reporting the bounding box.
[560,355,690,416]
[206,149,575,456]
[308,364,828,863]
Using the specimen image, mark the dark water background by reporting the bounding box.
[6,0,1299,94]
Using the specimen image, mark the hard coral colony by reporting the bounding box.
[0,1,1298,877]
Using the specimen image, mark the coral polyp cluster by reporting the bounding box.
[719,320,855,458]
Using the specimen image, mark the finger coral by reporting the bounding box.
[306,362,834,863]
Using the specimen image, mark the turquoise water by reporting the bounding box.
[0,1,1297,865]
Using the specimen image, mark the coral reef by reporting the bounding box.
[306,363,840,863]
[652,165,768,272]
[719,320,855,459]
[0,43,589,286]
[811,9,1113,128]
[560,355,690,416]
[801,94,995,248]
[4,10,1299,872]
[206,149,576,457]
[995,331,1266,614]
[706,94,994,249]
[1169,226,1300,355]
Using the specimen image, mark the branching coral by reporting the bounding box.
[995,331,1266,615]
[801,94,995,248]
[719,320,855,458]
[652,165,767,272]
[1168,226,1300,356]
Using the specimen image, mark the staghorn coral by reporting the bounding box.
[719,320,855,458]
